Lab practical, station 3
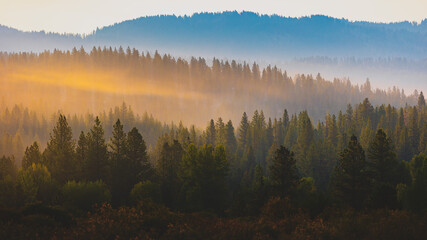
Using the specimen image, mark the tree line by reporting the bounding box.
[0,95,425,215]
[0,47,419,126]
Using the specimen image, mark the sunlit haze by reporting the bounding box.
[1,0,426,34]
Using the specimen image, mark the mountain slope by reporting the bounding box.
[1,11,427,59]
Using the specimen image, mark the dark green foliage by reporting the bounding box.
[127,127,153,182]
[206,119,216,146]
[225,120,237,158]
[0,156,17,181]
[62,180,111,212]
[367,129,402,208]
[294,111,314,176]
[418,91,425,110]
[22,142,42,170]
[109,119,130,206]
[180,144,229,212]
[0,97,426,238]
[333,135,370,209]
[130,181,161,205]
[269,146,298,197]
[84,117,109,182]
[43,114,76,183]
[18,163,58,204]
[238,112,249,150]
[157,140,183,209]
[398,154,427,213]
[75,131,87,180]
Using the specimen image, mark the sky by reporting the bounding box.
[0,0,426,34]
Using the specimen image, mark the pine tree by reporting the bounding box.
[127,127,153,182]
[367,129,401,208]
[283,109,290,135]
[157,140,183,209]
[22,142,42,169]
[109,119,129,206]
[43,114,76,183]
[225,120,237,157]
[360,119,374,150]
[206,119,216,146]
[85,117,108,182]
[238,112,250,150]
[333,135,370,209]
[189,125,198,146]
[180,144,229,212]
[75,131,87,180]
[418,91,426,110]
[215,117,226,146]
[408,107,419,155]
[269,146,298,197]
[294,111,314,176]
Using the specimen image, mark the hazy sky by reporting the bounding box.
[1,0,426,34]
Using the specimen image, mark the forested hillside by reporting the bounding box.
[2,11,427,59]
[0,46,426,239]
[0,95,426,238]
[0,48,418,127]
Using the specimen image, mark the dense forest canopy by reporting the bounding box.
[0,44,426,238]
[0,94,426,238]
[0,48,419,128]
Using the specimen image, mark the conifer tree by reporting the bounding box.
[215,118,226,146]
[238,112,250,150]
[270,146,298,197]
[75,131,87,180]
[418,91,425,110]
[367,129,402,208]
[206,119,216,147]
[85,117,108,182]
[43,114,76,183]
[333,135,370,209]
[180,144,229,212]
[408,107,419,155]
[225,120,237,156]
[157,140,183,209]
[127,127,153,182]
[294,111,314,175]
[360,120,374,150]
[283,109,290,135]
[109,119,129,206]
[22,142,42,169]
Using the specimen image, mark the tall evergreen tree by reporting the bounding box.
[127,127,153,182]
[238,112,250,149]
[109,119,129,206]
[367,129,402,208]
[333,135,370,209]
[43,114,76,183]
[206,119,216,146]
[215,118,226,146]
[418,91,425,110]
[294,111,314,176]
[408,107,420,155]
[180,144,229,212]
[269,146,298,197]
[85,117,108,182]
[75,131,87,180]
[22,142,42,169]
[157,140,183,209]
[225,120,237,157]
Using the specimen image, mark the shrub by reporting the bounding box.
[18,163,57,204]
[62,180,111,212]
[130,181,161,205]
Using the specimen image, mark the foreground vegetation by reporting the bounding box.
[0,95,426,239]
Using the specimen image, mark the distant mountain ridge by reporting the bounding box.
[1,11,427,60]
